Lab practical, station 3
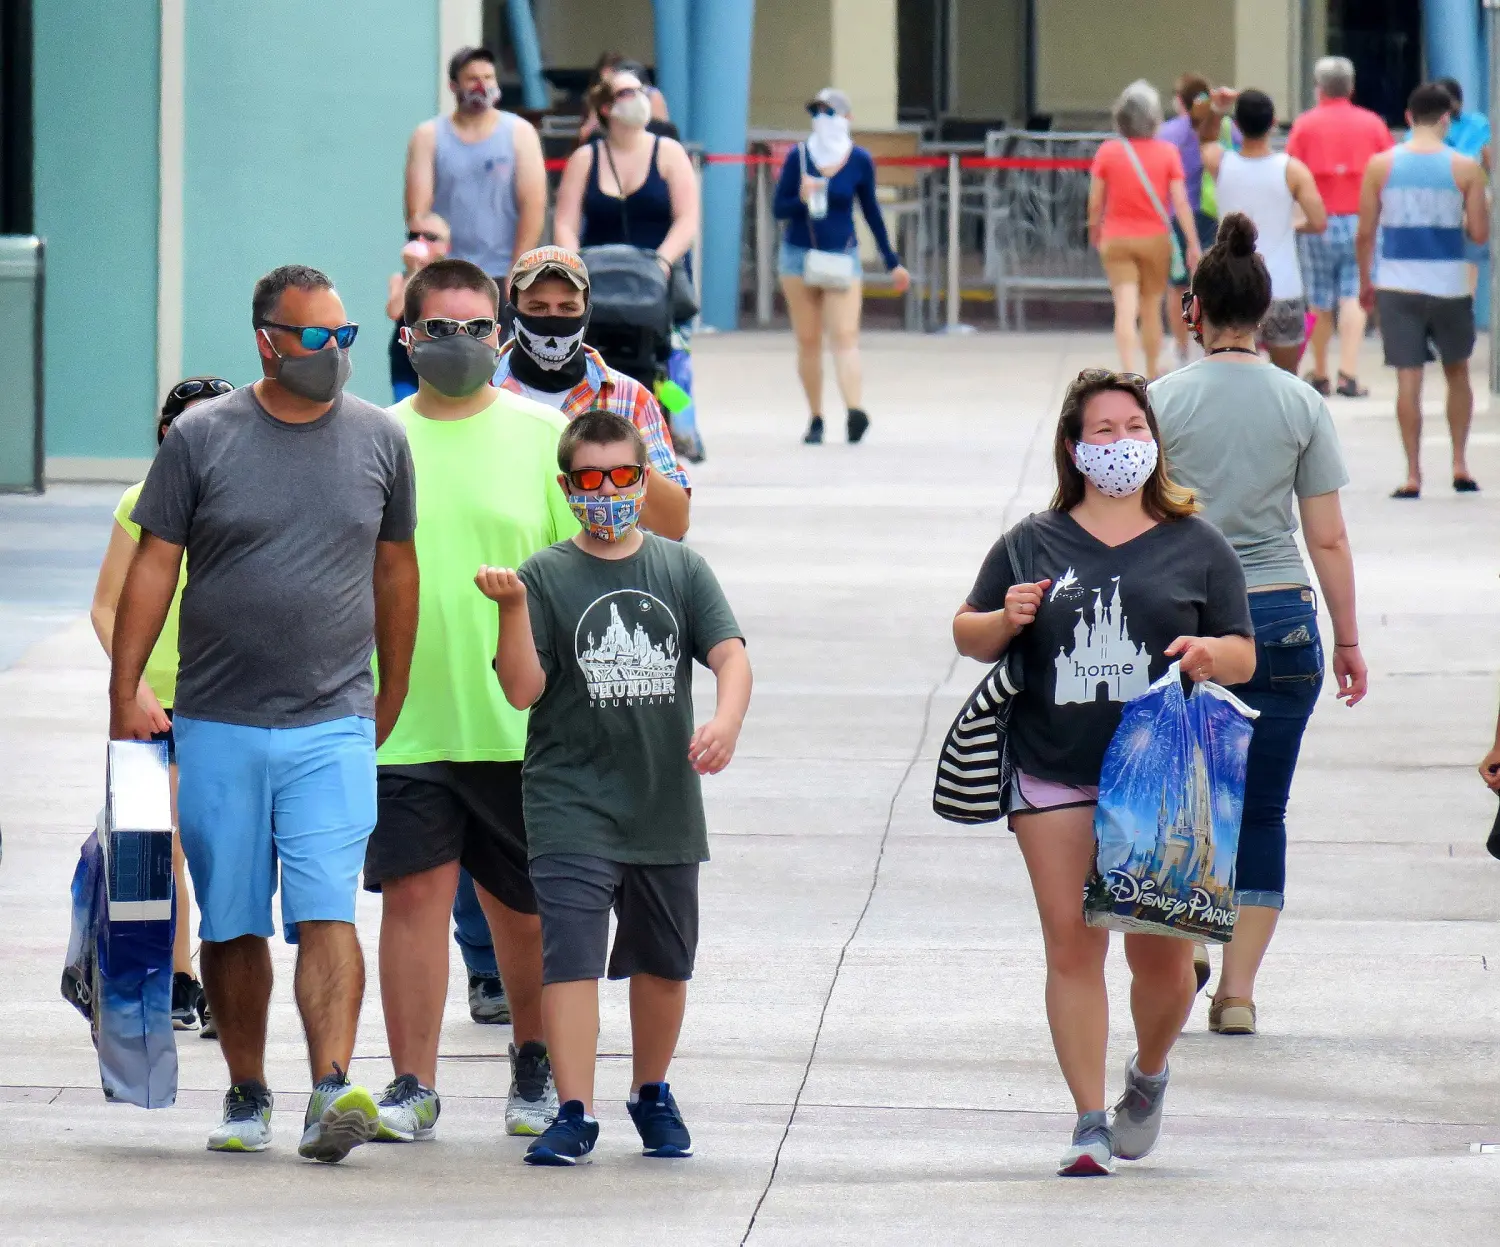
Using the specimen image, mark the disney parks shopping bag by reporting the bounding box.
[1083,663,1258,943]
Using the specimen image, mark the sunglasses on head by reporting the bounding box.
[408,229,445,243]
[565,464,645,492]
[170,377,233,404]
[413,316,497,339]
[1076,366,1146,386]
[259,321,359,350]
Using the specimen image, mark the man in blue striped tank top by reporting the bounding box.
[1357,82,1489,498]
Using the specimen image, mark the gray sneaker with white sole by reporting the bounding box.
[1057,1110,1114,1176]
[1110,1056,1169,1161]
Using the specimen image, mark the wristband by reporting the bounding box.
[1335,641,1360,648]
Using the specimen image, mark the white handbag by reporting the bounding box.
[799,145,857,290]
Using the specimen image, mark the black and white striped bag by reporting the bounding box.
[932,519,1034,825]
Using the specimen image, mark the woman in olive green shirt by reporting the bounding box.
[90,376,232,1034]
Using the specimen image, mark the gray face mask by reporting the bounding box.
[265,335,352,403]
[408,334,499,397]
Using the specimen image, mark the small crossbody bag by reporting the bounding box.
[798,144,857,290]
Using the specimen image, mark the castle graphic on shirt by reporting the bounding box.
[574,590,681,707]
[1052,576,1151,705]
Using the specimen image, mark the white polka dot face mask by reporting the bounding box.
[1072,437,1159,499]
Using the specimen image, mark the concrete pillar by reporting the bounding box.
[652,0,692,136]
[1424,0,1484,108]
[506,0,549,110]
[690,0,756,329]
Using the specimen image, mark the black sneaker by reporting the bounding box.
[802,415,825,445]
[627,1081,693,1157]
[846,408,870,444]
[172,972,203,1031]
[467,973,510,1025]
[524,1099,599,1166]
[199,996,217,1040]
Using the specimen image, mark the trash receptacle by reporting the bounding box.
[0,236,44,493]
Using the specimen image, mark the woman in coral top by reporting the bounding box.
[1088,80,1203,377]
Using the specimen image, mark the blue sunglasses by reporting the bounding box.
[259,321,359,350]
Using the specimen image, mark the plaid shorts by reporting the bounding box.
[1297,214,1359,309]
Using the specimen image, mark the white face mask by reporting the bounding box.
[1073,437,1159,498]
[610,91,652,130]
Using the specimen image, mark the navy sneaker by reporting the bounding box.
[626,1081,693,1158]
[524,1099,598,1167]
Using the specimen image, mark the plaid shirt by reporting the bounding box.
[494,343,691,491]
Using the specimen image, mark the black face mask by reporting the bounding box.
[506,304,590,391]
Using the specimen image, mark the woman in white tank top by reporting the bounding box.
[1204,90,1327,373]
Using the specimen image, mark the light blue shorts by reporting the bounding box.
[778,241,863,280]
[174,714,377,944]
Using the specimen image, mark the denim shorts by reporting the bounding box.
[1229,590,1324,909]
[778,241,863,280]
[174,714,377,943]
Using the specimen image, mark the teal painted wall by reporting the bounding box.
[34,4,161,459]
[181,4,439,405]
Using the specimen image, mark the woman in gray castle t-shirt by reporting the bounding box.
[1151,212,1368,1039]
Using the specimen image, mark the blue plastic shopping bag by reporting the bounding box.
[1084,663,1258,943]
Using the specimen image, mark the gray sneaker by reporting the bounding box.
[505,1040,558,1137]
[1057,1110,1114,1176]
[467,973,511,1025]
[374,1073,441,1142]
[297,1068,380,1163]
[1110,1056,1169,1161]
[206,1080,274,1153]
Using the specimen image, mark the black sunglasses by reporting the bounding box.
[565,464,645,492]
[1180,289,1197,322]
[407,230,445,243]
[413,316,497,339]
[258,321,359,350]
[170,378,233,404]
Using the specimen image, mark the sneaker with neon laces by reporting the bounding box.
[1057,1110,1114,1176]
[374,1073,441,1142]
[1110,1056,1169,1161]
[297,1066,380,1163]
[626,1081,693,1157]
[206,1080,274,1153]
[523,1099,598,1166]
[505,1040,558,1136]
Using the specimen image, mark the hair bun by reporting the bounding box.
[1217,212,1258,257]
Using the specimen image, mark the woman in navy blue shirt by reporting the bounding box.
[774,88,910,445]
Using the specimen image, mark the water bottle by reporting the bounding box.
[808,178,828,220]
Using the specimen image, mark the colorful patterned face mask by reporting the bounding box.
[568,490,644,542]
[1073,437,1159,498]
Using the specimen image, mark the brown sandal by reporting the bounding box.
[1209,997,1257,1035]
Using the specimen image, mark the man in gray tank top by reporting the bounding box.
[406,47,547,284]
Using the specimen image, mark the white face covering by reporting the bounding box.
[609,91,652,130]
[1073,437,1159,498]
[807,113,852,169]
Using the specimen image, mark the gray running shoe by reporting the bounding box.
[467,973,511,1025]
[1111,1057,1169,1161]
[1057,1110,1114,1176]
[207,1080,274,1153]
[374,1073,441,1142]
[505,1040,558,1137]
[297,1067,380,1163]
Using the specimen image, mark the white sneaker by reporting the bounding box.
[1057,1110,1114,1176]
[206,1081,273,1153]
[505,1040,558,1137]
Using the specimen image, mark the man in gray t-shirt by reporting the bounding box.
[109,264,419,1163]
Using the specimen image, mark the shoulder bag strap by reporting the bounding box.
[601,138,632,239]
[1118,138,1173,231]
[799,143,822,251]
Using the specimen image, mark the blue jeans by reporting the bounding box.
[1230,590,1325,910]
[452,869,497,979]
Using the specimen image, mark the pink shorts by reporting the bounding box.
[1008,768,1099,818]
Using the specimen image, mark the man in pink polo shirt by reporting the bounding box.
[1287,56,1394,397]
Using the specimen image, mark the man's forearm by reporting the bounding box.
[711,646,752,725]
[373,546,419,701]
[495,603,545,708]
[110,557,177,704]
[642,470,690,540]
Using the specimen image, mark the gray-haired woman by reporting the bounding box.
[1088,80,1203,377]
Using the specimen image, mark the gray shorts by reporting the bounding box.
[1377,290,1475,369]
[1259,297,1307,348]
[531,853,699,984]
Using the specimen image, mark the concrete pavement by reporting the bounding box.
[1,331,1498,1244]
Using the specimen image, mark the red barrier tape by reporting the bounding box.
[544,154,1093,172]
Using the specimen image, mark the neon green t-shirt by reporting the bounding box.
[114,482,186,709]
[377,391,581,765]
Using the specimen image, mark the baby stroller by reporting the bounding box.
[580,244,705,462]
